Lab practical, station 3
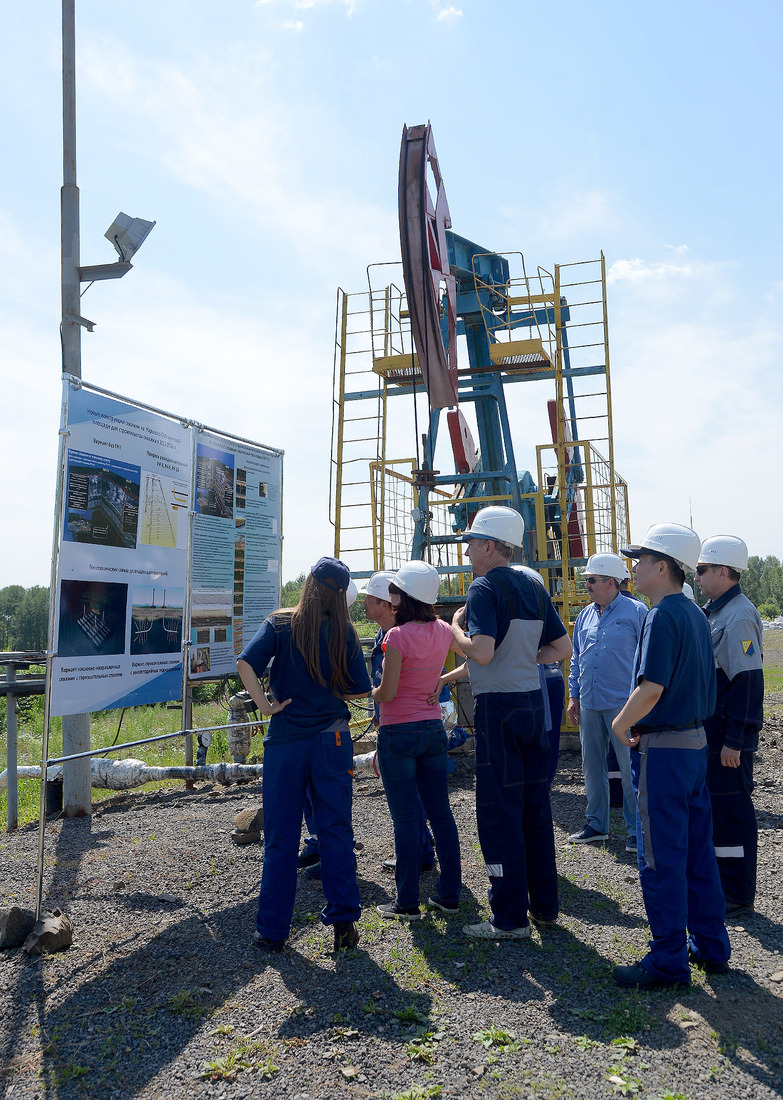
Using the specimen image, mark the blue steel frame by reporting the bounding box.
[410,231,575,571]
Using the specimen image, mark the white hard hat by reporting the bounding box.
[461,506,524,548]
[511,564,545,588]
[621,522,702,573]
[346,579,358,608]
[391,561,441,604]
[358,571,395,601]
[682,582,696,601]
[698,535,749,572]
[621,562,632,581]
[580,553,627,582]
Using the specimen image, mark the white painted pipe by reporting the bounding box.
[1,750,382,791]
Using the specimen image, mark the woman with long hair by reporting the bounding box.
[237,557,370,952]
[372,561,463,920]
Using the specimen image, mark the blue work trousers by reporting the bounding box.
[256,730,360,941]
[579,706,636,836]
[473,691,558,930]
[633,730,730,983]
[377,720,461,910]
[706,748,757,908]
[302,788,361,856]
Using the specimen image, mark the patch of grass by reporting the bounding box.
[392,1086,442,1100]
[763,667,783,693]
[605,998,655,1036]
[472,1024,518,1052]
[203,1031,280,1083]
[167,989,207,1019]
[53,1063,88,1086]
[395,1005,429,1026]
[406,1026,446,1064]
[607,1067,642,1096]
[572,1034,602,1051]
[611,1036,640,1056]
[715,1031,739,1058]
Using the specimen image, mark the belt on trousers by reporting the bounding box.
[631,725,706,750]
[632,722,701,734]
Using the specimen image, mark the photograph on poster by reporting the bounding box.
[130,585,184,656]
[190,647,211,675]
[235,467,247,510]
[190,587,232,634]
[140,472,188,549]
[57,579,128,657]
[64,452,141,549]
[195,443,234,519]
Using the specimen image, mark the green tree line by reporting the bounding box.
[740,556,783,620]
[0,586,50,651]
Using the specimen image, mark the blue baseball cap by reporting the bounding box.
[311,556,350,592]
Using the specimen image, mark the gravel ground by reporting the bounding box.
[1,649,782,1100]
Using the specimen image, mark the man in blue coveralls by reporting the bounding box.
[612,522,731,989]
[695,535,764,915]
[567,552,647,851]
[450,506,572,940]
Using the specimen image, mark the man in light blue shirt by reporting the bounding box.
[567,553,648,849]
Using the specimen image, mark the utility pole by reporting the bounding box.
[60,0,92,815]
[56,3,154,815]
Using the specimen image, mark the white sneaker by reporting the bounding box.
[463,920,530,940]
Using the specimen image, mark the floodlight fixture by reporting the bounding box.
[105,213,156,263]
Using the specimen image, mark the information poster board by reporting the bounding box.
[52,386,191,716]
[51,382,283,715]
[189,432,282,679]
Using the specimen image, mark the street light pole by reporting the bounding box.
[60,0,91,816]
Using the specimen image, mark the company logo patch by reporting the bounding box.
[741,640,755,656]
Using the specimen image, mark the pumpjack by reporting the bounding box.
[330,123,631,628]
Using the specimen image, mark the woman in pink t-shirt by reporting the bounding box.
[372,562,463,920]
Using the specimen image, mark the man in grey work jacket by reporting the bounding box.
[450,506,572,940]
[695,535,763,915]
[567,553,648,851]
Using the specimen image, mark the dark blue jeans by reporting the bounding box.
[377,720,461,910]
[257,730,360,940]
[474,691,558,929]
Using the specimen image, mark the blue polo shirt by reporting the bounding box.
[465,567,567,695]
[568,591,648,710]
[633,593,716,731]
[239,614,371,743]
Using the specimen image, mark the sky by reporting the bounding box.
[2,0,782,590]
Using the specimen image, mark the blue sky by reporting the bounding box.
[2,0,781,589]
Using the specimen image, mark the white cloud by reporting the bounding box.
[607,256,702,283]
[436,6,463,20]
[282,20,305,31]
